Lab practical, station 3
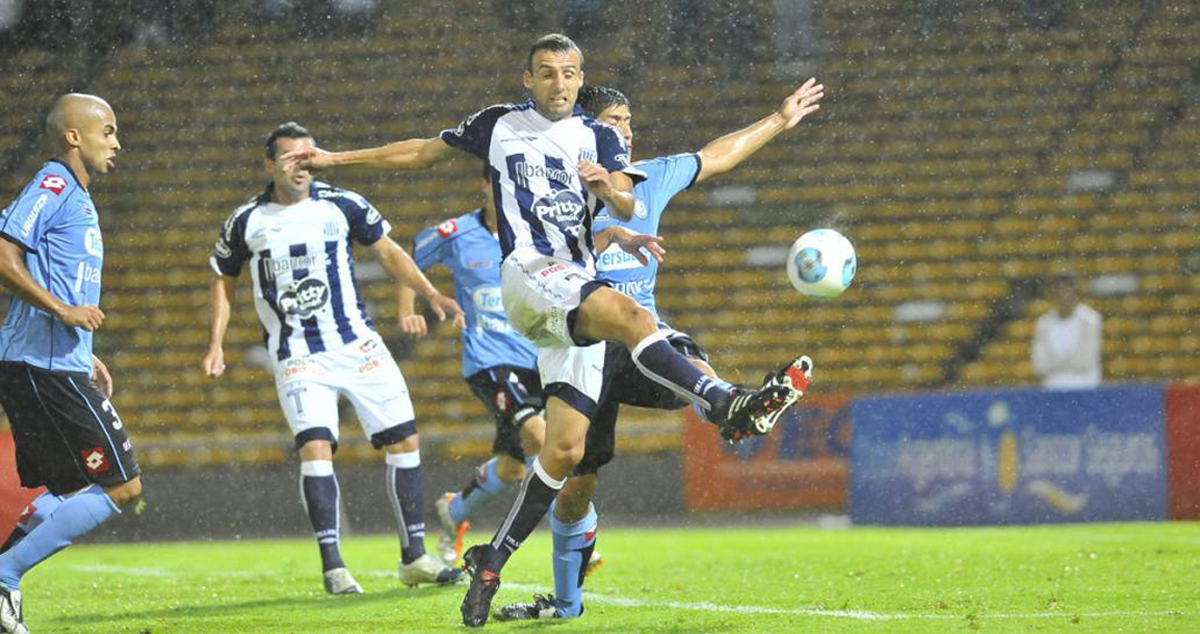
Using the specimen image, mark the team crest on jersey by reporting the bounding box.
[40,175,67,195]
[633,199,648,220]
[81,447,109,475]
[437,219,458,238]
[532,190,585,225]
[278,278,330,318]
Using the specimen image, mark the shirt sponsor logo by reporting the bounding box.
[278,278,330,318]
[83,227,103,257]
[532,190,585,225]
[40,175,67,195]
[262,254,323,281]
[578,149,597,163]
[514,161,577,188]
[466,259,493,269]
[633,199,648,219]
[611,278,655,297]
[472,286,505,313]
[21,194,48,238]
[596,246,645,272]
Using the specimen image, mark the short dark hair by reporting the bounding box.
[527,33,583,72]
[577,85,629,119]
[265,122,313,160]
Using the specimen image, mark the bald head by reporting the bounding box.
[46,94,113,151]
[45,93,120,182]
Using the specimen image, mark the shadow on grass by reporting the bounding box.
[45,583,461,625]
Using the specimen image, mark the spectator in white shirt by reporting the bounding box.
[1032,274,1102,390]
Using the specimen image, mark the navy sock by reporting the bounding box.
[483,458,563,574]
[386,451,427,564]
[299,461,345,572]
[631,331,734,412]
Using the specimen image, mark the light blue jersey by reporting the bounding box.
[592,153,700,322]
[412,209,538,378]
[0,161,103,373]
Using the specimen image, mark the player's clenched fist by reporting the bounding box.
[202,347,226,377]
[58,305,105,331]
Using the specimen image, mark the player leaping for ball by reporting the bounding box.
[202,122,466,595]
[496,81,824,621]
[282,34,807,627]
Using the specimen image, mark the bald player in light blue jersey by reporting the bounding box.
[498,80,826,621]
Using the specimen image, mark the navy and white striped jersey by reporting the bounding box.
[440,100,645,274]
[210,181,389,362]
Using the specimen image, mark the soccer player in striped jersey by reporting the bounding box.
[282,34,806,626]
[399,165,546,566]
[0,94,137,634]
[498,81,824,621]
[201,122,466,595]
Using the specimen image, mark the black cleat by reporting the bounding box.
[460,545,501,627]
[716,384,798,444]
[0,587,27,634]
[496,593,559,621]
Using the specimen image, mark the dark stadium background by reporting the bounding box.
[0,0,1197,540]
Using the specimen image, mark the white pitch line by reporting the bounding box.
[64,565,1193,622]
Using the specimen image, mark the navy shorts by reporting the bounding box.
[0,362,140,495]
[466,365,544,461]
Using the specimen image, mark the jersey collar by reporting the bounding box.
[47,158,84,189]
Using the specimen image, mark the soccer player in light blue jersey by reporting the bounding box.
[498,80,825,621]
[398,165,546,566]
[0,94,138,634]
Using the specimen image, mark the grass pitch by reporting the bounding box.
[19,522,1200,633]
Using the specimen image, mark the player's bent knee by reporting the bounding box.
[298,439,334,461]
[544,440,585,472]
[104,477,142,507]
[383,433,420,454]
[495,455,527,483]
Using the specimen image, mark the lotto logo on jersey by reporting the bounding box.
[81,447,109,475]
[40,175,67,194]
[437,219,458,238]
[532,190,585,225]
[278,278,330,318]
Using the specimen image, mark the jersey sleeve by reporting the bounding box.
[440,104,512,160]
[0,176,71,251]
[210,205,253,277]
[411,220,457,270]
[644,153,701,201]
[328,189,391,246]
[593,123,647,183]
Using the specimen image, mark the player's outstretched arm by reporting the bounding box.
[396,284,428,338]
[594,226,666,266]
[281,137,455,172]
[0,237,104,330]
[202,275,236,378]
[371,236,465,329]
[695,78,824,184]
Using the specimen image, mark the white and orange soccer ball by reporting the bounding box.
[786,229,856,299]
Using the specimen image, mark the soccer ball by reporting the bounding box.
[786,229,857,299]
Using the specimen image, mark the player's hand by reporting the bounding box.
[92,355,113,398]
[613,229,665,266]
[426,292,466,330]
[778,78,825,129]
[280,145,333,171]
[578,160,613,195]
[399,313,428,338]
[202,347,226,378]
[58,305,104,331]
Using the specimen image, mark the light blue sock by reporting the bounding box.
[550,500,598,618]
[448,457,515,525]
[0,485,119,590]
[19,492,64,533]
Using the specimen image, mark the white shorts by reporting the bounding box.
[273,334,416,449]
[500,252,604,348]
[538,343,606,419]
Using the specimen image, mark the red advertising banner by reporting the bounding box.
[683,395,850,512]
[0,432,41,532]
[1165,383,1200,520]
